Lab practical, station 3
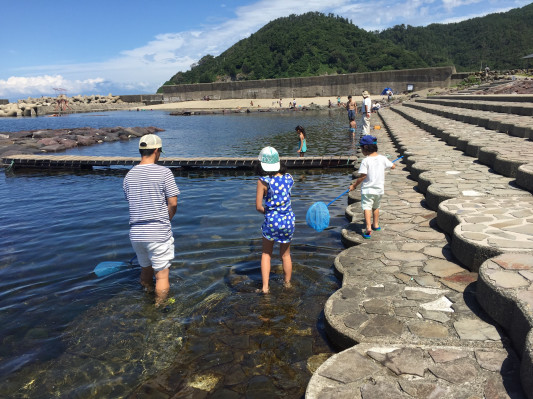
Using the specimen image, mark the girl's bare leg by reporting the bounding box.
[280,242,292,287]
[261,238,274,293]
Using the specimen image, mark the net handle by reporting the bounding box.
[326,189,350,207]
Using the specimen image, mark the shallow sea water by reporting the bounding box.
[0,109,358,398]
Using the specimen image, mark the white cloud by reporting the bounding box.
[0,75,107,98]
[442,0,482,12]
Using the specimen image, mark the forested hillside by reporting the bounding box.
[159,4,533,90]
[379,2,533,72]
[160,13,427,87]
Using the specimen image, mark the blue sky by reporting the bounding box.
[0,0,529,102]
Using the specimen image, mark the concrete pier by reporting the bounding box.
[307,95,533,398]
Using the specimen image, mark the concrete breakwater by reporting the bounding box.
[0,94,144,117]
[0,126,163,159]
[159,66,463,102]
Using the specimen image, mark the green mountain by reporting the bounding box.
[378,2,533,72]
[158,5,533,90]
[159,13,428,88]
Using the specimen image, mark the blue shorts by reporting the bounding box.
[348,110,356,121]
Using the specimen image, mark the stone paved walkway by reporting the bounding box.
[306,98,533,398]
[417,96,533,117]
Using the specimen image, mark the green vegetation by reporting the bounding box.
[378,3,533,72]
[158,4,533,91]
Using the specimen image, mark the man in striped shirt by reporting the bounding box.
[123,134,179,306]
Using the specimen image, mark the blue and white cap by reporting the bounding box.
[258,146,280,172]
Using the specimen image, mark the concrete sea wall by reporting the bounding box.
[160,66,462,102]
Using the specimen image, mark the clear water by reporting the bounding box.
[0,110,356,398]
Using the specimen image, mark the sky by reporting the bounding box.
[0,0,530,102]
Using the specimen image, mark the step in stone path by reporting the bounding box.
[306,101,532,398]
[417,97,533,117]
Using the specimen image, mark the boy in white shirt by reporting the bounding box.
[349,135,395,239]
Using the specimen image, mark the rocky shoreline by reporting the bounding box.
[0,94,144,117]
[0,126,164,159]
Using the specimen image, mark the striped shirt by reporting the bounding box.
[123,164,180,242]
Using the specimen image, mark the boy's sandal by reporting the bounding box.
[362,231,372,239]
[372,226,381,231]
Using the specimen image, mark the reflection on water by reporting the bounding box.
[0,110,355,398]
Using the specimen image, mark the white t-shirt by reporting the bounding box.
[362,97,372,114]
[358,155,393,195]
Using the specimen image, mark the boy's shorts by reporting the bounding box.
[131,236,174,271]
[361,193,382,211]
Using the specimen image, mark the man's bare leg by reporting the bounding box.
[154,268,170,306]
[140,266,155,292]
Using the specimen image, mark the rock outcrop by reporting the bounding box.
[0,126,164,158]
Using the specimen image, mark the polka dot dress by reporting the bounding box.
[260,174,295,243]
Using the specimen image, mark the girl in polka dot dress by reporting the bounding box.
[255,147,295,294]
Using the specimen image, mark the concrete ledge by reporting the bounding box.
[406,101,533,140]
[430,94,533,103]
[417,98,533,116]
[391,104,533,192]
[517,163,533,192]
[476,254,533,398]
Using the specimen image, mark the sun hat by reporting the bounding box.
[139,134,162,149]
[258,146,280,172]
[362,90,370,97]
[360,135,377,146]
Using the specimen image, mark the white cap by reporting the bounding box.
[258,146,280,172]
[139,134,162,149]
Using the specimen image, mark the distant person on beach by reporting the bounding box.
[337,96,341,107]
[296,125,307,157]
[348,135,395,239]
[328,99,332,108]
[279,99,283,108]
[123,134,179,306]
[255,147,295,294]
[361,90,372,135]
[346,95,357,128]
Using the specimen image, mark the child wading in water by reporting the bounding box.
[296,125,307,157]
[349,135,395,239]
[256,147,295,294]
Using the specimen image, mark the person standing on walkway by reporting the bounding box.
[348,135,395,239]
[255,146,295,294]
[296,125,307,157]
[123,134,179,306]
[346,95,357,133]
[361,90,372,135]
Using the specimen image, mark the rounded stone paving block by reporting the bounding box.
[306,343,525,399]
[476,253,533,399]
[437,196,533,271]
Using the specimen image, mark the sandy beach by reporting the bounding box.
[136,95,387,111]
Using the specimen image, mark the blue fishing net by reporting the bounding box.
[306,201,330,232]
